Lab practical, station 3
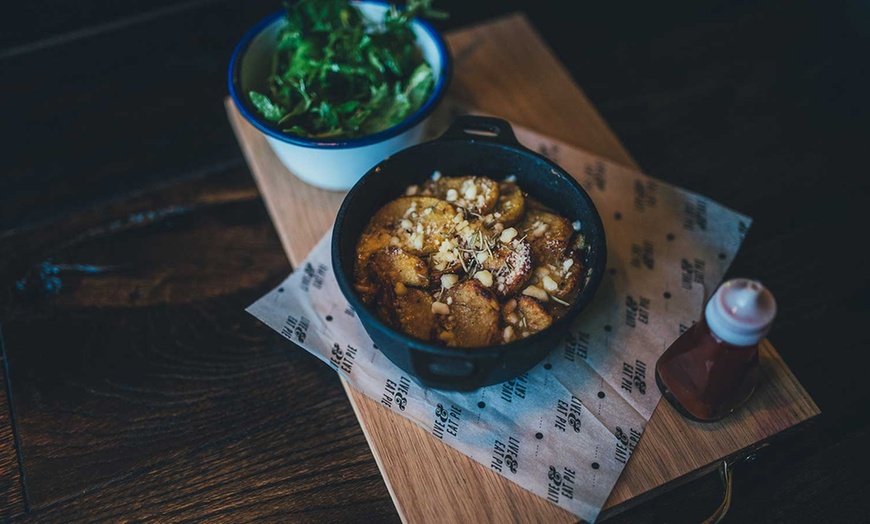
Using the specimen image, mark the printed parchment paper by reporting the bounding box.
[247,123,750,523]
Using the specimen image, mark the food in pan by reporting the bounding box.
[353,173,589,347]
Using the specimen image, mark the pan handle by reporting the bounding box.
[410,351,498,391]
[437,115,520,146]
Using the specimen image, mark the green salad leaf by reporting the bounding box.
[249,0,447,139]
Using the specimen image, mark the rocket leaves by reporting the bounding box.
[248,0,446,139]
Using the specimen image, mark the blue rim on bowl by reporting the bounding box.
[228,2,453,150]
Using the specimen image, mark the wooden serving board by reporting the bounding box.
[226,12,820,522]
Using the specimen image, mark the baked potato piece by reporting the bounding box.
[530,249,585,301]
[360,196,459,257]
[355,228,394,274]
[370,247,429,288]
[424,176,499,215]
[394,288,437,341]
[356,243,432,304]
[370,278,437,341]
[437,281,501,347]
[481,238,533,298]
[502,296,553,341]
[519,208,574,262]
[492,179,525,227]
[563,233,589,299]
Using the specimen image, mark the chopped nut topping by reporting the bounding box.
[530,221,548,238]
[522,285,549,301]
[405,185,419,196]
[500,227,518,243]
[462,180,477,200]
[474,270,494,288]
[441,274,459,289]
[542,275,558,292]
[394,282,408,296]
[445,188,458,202]
[411,234,424,251]
[563,258,574,271]
[432,301,450,315]
[503,326,515,342]
[535,266,551,277]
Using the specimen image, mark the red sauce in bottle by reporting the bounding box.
[655,279,776,423]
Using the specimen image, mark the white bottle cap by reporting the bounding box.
[704,278,777,347]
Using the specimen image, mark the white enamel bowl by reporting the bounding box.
[228,2,452,191]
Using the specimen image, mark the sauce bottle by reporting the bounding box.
[655,279,777,422]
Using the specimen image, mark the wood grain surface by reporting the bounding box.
[2,0,867,522]
[226,13,820,522]
[0,169,400,522]
[0,355,25,517]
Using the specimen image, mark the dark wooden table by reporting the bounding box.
[1,0,867,522]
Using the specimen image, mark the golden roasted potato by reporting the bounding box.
[519,208,574,262]
[492,179,525,227]
[370,247,429,288]
[355,228,394,274]
[356,245,431,305]
[424,176,499,215]
[437,281,501,347]
[530,250,585,301]
[359,196,459,257]
[394,288,437,341]
[481,238,533,298]
[369,277,437,340]
[502,296,553,340]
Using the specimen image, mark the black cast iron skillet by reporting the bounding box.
[332,116,606,391]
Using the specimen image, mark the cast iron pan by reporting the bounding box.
[332,115,606,391]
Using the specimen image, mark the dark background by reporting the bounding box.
[1,0,868,522]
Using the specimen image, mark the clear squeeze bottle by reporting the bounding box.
[655,279,777,422]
